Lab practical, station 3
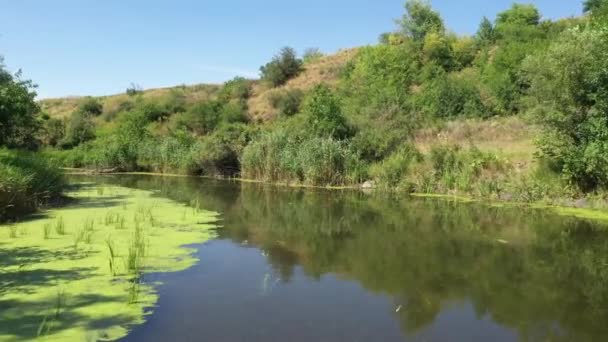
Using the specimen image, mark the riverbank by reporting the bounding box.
[60,168,608,223]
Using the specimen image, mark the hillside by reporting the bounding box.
[39,46,536,170]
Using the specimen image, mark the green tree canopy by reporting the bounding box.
[476,17,496,45]
[0,59,41,149]
[303,84,351,140]
[524,26,608,190]
[260,47,303,87]
[399,0,445,41]
[496,4,541,29]
[584,0,607,13]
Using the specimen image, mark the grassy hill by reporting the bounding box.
[39,46,537,172]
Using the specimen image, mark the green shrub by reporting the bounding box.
[78,97,103,116]
[60,110,96,148]
[0,149,65,221]
[269,89,304,117]
[260,47,303,87]
[303,84,352,140]
[523,26,608,191]
[370,145,422,188]
[219,77,252,101]
[416,69,487,118]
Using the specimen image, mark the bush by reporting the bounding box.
[219,77,252,101]
[302,84,352,140]
[78,97,103,116]
[416,69,487,118]
[0,149,65,221]
[370,145,422,189]
[260,47,303,87]
[269,89,304,117]
[60,110,96,148]
[523,26,608,191]
[340,44,419,116]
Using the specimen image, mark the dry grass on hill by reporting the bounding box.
[247,48,359,121]
[40,84,221,118]
[414,116,538,171]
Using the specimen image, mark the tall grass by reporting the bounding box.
[241,130,366,186]
[0,149,65,222]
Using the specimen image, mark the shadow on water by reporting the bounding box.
[73,174,608,341]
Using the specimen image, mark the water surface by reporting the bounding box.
[75,175,608,342]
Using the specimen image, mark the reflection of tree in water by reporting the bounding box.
[83,175,608,341]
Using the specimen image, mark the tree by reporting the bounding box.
[399,0,445,41]
[496,4,540,29]
[524,26,608,190]
[260,47,303,87]
[303,84,351,140]
[42,118,66,146]
[476,17,496,45]
[584,0,606,12]
[61,110,95,148]
[0,58,41,149]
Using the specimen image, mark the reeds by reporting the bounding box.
[55,216,65,235]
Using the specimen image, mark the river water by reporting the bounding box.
[73,175,608,342]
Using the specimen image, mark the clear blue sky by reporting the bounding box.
[0,0,583,99]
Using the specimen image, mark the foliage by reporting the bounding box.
[370,145,422,188]
[0,60,41,149]
[41,118,66,147]
[78,97,103,116]
[260,47,303,87]
[524,26,608,191]
[0,149,65,221]
[399,0,445,41]
[584,0,607,13]
[476,17,496,46]
[219,77,252,101]
[61,110,96,148]
[415,68,487,118]
[302,84,351,140]
[269,89,304,117]
[241,128,364,185]
[340,43,419,116]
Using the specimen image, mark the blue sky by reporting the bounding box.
[0,0,583,99]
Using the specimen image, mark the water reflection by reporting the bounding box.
[76,175,608,341]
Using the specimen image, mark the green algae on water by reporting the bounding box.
[0,184,217,341]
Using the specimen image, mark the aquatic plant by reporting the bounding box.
[0,185,217,341]
[36,289,66,337]
[128,277,141,304]
[126,223,146,274]
[105,237,118,277]
[115,215,126,230]
[8,224,17,238]
[43,223,52,239]
[104,211,117,225]
[55,216,66,235]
